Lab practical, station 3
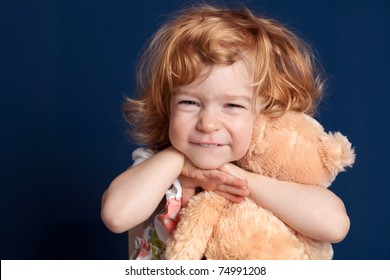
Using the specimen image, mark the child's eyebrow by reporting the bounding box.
[174,90,252,102]
[222,94,252,102]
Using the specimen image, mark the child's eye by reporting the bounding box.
[179,100,198,106]
[225,103,245,109]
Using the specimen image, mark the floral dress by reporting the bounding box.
[130,148,183,260]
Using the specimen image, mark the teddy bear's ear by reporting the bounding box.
[319,132,355,181]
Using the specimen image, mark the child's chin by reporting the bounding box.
[191,159,225,170]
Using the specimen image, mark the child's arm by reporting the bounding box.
[101,147,250,233]
[219,163,350,244]
[101,146,185,233]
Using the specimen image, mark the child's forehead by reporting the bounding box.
[178,59,254,88]
[172,61,257,103]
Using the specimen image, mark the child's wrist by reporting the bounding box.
[165,146,186,167]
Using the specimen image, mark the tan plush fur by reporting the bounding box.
[166,111,355,260]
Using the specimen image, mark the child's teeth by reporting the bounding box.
[200,144,218,147]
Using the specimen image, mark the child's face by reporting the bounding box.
[169,60,256,169]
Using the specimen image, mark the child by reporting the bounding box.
[101,4,350,260]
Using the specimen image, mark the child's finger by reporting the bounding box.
[214,190,245,203]
[218,174,248,189]
[215,183,250,197]
[181,187,196,208]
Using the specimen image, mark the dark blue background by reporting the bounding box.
[1,0,389,259]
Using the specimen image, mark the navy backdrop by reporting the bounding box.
[1,0,389,259]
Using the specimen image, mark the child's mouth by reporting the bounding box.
[199,143,218,148]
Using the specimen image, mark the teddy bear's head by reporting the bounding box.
[237,111,355,188]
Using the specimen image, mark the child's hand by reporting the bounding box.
[180,160,250,207]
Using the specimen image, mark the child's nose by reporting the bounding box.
[196,109,221,133]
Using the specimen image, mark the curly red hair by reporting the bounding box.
[123,4,325,150]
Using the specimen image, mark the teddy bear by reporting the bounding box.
[165,111,355,260]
